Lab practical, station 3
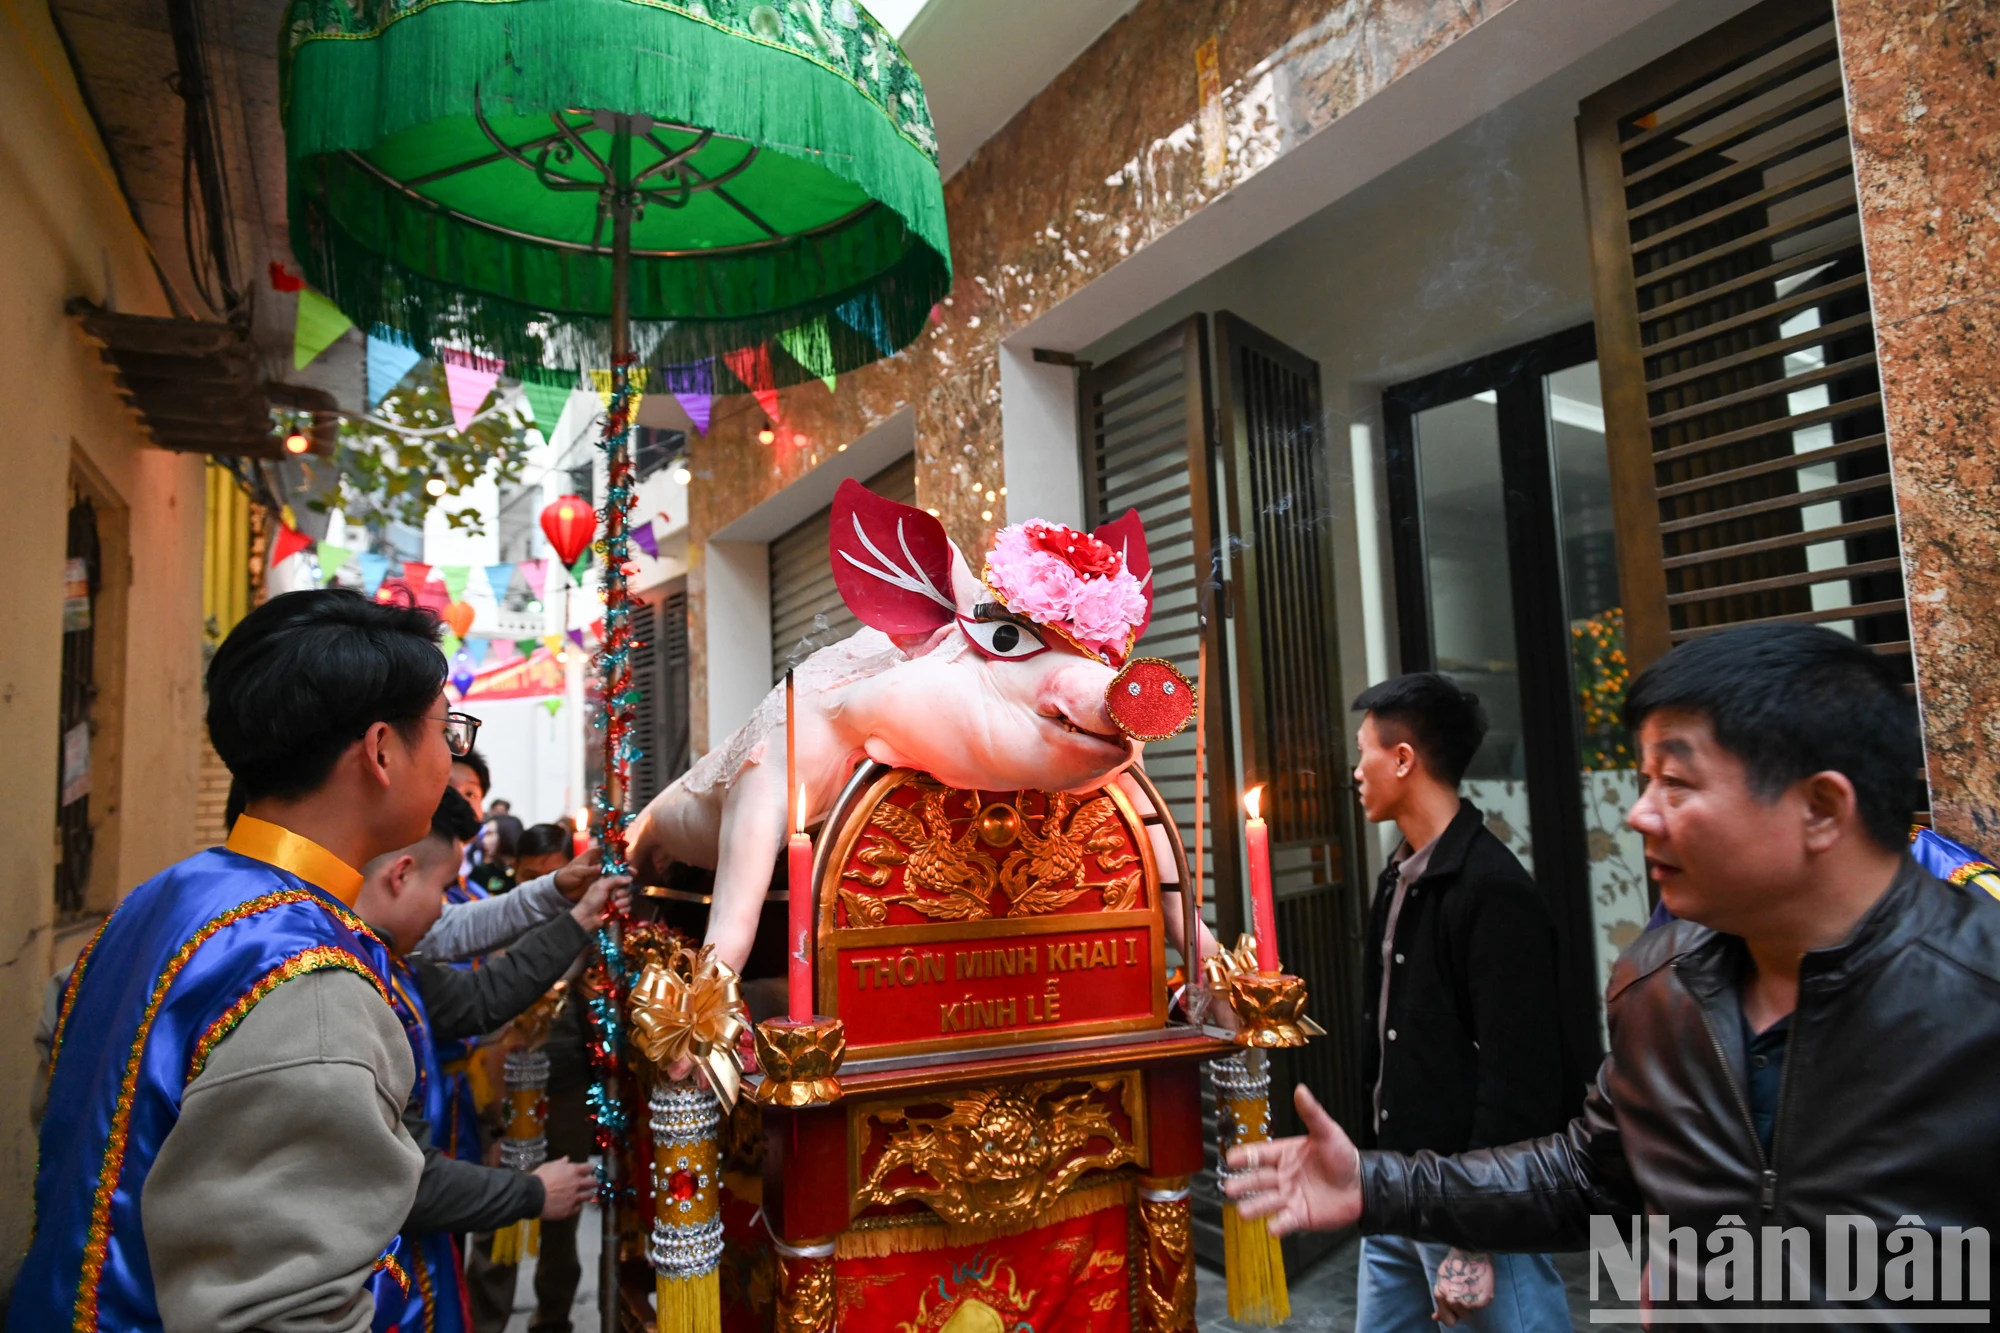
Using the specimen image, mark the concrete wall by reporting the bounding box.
[0,0,207,1285]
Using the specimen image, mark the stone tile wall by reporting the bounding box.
[686,0,1519,747]
[1837,0,2000,843]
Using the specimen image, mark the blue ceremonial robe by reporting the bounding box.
[14,819,395,1332]
[370,955,474,1333]
[1911,827,2000,902]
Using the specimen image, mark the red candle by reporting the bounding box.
[788,808,814,1024]
[1244,786,1278,972]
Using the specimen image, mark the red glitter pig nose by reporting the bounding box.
[1106,657,1198,742]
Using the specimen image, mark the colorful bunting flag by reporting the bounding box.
[541,635,563,656]
[441,632,462,659]
[723,345,780,423]
[520,377,575,439]
[778,317,838,394]
[515,638,540,659]
[569,554,592,587]
[293,289,353,370]
[441,565,470,601]
[402,561,433,592]
[483,562,516,602]
[439,348,503,432]
[271,524,313,567]
[315,542,351,586]
[835,292,893,355]
[542,698,563,717]
[520,559,548,599]
[661,360,713,434]
[566,628,585,648]
[631,521,659,559]
[357,551,391,599]
[366,327,424,408]
[588,368,647,422]
[465,638,489,667]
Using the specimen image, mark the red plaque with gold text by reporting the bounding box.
[814,769,1168,1057]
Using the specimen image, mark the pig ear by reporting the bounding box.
[1094,508,1153,639]
[829,478,958,635]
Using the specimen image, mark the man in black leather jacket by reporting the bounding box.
[1227,624,2000,1327]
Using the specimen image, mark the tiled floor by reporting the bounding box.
[513,1210,1596,1330]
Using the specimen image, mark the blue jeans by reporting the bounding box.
[1357,1235,1571,1333]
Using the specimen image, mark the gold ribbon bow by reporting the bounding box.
[626,944,750,1110]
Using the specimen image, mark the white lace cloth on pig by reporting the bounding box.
[678,628,913,798]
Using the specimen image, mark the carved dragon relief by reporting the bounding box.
[838,779,1143,926]
[851,1076,1141,1228]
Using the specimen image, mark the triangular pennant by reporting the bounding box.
[515,638,540,659]
[777,318,838,394]
[541,635,563,656]
[723,345,774,395]
[673,390,712,434]
[570,553,593,586]
[834,292,894,355]
[631,522,659,559]
[441,632,461,659]
[567,628,585,648]
[520,377,576,437]
[401,561,433,592]
[293,290,353,370]
[441,565,470,601]
[521,559,548,598]
[543,698,564,717]
[271,524,312,566]
[315,542,352,586]
[483,562,517,602]
[440,348,503,432]
[754,387,781,423]
[366,328,424,408]
[465,638,489,667]
[357,551,391,598]
[660,360,714,434]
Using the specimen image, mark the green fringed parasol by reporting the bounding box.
[280,0,952,383]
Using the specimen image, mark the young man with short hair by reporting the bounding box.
[1346,673,1573,1331]
[355,787,619,1333]
[1229,625,2000,1326]
[15,590,457,1332]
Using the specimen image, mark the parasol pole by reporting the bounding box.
[599,114,634,1333]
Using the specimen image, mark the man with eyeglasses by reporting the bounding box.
[15,589,460,1333]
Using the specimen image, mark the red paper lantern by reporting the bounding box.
[540,494,597,566]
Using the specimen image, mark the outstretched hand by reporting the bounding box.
[552,844,603,900]
[1221,1085,1364,1236]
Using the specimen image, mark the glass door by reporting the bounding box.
[1383,324,1611,1057]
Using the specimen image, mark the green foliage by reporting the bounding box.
[314,361,533,533]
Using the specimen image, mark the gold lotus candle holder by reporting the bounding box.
[1203,935,1321,1050]
[752,1016,846,1108]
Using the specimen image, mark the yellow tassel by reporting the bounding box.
[1223,1201,1290,1326]
[654,1269,721,1333]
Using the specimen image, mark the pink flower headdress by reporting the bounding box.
[983,516,1153,665]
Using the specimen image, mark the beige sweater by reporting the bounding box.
[142,968,423,1333]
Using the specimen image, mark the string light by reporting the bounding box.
[758,427,776,445]
[284,431,311,455]
[670,464,692,485]
[424,475,449,497]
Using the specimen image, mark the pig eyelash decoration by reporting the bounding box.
[829,479,1158,668]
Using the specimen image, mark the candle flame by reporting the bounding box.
[796,784,808,836]
[1244,785,1265,821]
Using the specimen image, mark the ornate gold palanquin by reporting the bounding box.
[746,763,1230,1333]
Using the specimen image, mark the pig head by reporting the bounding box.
[626,480,1152,974]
